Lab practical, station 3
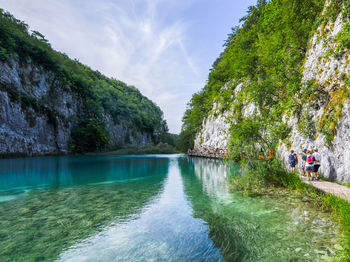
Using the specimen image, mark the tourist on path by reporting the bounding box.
[305,149,315,181]
[313,148,321,181]
[301,149,307,177]
[288,150,298,172]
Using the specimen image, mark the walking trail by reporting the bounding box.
[301,176,350,202]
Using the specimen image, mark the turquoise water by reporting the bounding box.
[0,155,342,261]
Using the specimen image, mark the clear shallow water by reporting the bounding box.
[0,155,342,261]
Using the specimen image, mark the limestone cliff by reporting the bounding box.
[193,1,350,182]
[278,4,350,182]
[0,56,153,156]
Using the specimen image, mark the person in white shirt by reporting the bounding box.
[313,148,321,181]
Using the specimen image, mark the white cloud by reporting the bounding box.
[0,0,204,133]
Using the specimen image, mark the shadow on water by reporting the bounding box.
[178,156,342,262]
[0,155,170,262]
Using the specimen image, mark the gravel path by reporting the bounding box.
[301,176,350,202]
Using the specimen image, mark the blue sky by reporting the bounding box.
[0,0,256,133]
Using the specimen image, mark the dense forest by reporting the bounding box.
[179,0,350,157]
[0,9,175,153]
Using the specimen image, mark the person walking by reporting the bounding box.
[313,148,321,181]
[288,150,298,172]
[301,149,307,177]
[305,149,315,181]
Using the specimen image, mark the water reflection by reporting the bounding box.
[178,157,341,262]
[178,157,258,261]
[57,157,223,262]
[183,157,238,200]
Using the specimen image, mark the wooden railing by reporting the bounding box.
[187,149,228,159]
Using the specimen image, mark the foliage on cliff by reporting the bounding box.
[179,0,328,152]
[0,10,167,152]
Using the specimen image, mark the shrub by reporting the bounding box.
[70,119,108,153]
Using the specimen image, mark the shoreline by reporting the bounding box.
[0,144,181,159]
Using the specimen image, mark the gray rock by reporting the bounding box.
[0,57,152,156]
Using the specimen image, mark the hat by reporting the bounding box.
[303,149,307,153]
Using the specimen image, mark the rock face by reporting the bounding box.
[277,102,350,182]
[194,3,350,182]
[194,109,230,151]
[0,57,152,156]
[194,83,260,151]
[277,7,350,182]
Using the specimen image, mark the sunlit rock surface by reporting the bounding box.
[0,57,151,155]
[194,110,230,150]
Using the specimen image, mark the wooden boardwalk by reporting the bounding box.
[187,151,228,159]
[302,176,350,202]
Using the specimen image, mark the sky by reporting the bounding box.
[0,0,256,133]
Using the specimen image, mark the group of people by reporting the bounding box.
[289,148,321,181]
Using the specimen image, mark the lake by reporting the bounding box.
[0,155,341,261]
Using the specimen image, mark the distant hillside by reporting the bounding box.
[0,9,169,155]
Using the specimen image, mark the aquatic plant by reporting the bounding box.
[0,175,166,261]
[229,158,350,261]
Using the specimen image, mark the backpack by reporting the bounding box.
[307,155,314,165]
[289,153,297,165]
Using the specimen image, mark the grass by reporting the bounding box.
[313,192,350,261]
[229,158,350,261]
[229,159,305,196]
